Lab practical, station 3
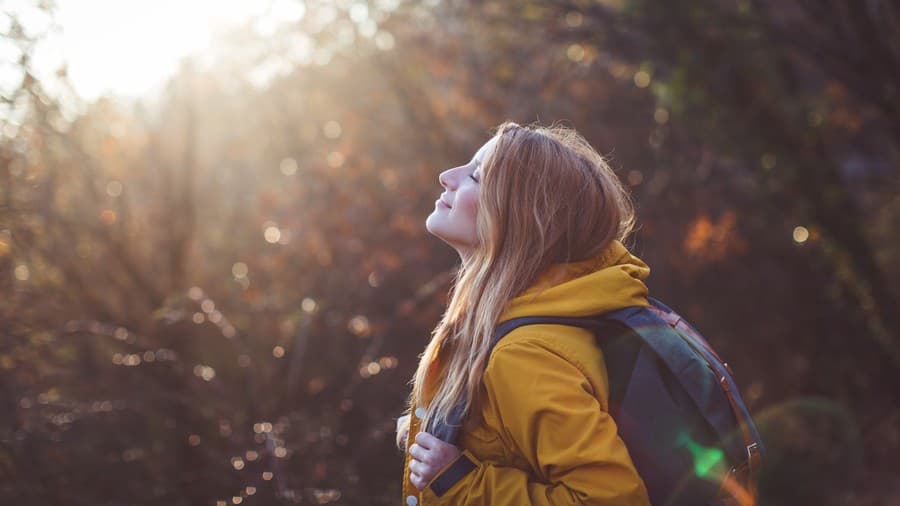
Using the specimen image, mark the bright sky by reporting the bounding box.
[4,0,306,101]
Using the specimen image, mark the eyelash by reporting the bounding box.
[469,174,479,183]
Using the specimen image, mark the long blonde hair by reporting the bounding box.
[397,121,636,448]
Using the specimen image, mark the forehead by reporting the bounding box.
[474,135,500,164]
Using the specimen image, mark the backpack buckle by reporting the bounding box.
[746,442,761,474]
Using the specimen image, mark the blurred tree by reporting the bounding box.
[1,0,898,504]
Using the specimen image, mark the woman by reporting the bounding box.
[396,121,652,505]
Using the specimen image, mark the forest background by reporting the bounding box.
[1,0,898,504]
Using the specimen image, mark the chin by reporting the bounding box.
[425,214,439,236]
[426,226,450,244]
[425,220,451,244]
[426,211,448,233]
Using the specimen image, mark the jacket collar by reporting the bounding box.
[499,240,650,323]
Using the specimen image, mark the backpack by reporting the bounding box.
[431,297,765,506]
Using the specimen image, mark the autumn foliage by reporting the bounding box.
[1,1,898,504]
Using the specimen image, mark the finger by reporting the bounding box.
[410,459,433,479]
[408,443,426,461]
[410,471,425,491]
[414,431,439,449]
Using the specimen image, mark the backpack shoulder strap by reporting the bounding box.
[429,315,627,443]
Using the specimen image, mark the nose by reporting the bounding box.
[439,167,457,190]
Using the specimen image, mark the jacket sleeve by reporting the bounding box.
[420,338,650,506]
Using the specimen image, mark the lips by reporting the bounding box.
[437,198,451,209]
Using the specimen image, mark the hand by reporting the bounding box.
[396,413,410,447]
[408,431,462,491]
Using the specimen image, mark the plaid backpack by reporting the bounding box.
[431,297,765,506]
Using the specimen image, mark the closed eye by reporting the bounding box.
[469,174,479,183]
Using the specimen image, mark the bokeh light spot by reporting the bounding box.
[793,226,810,244]
[193,365,216,381]
[566,44,585,62]
[232,262,249,279]
[264,226,282,243]
[378,356,399,369]
[327,151,345,168]
[633,70,651,88]
[188,286,204,300]
[14,264,30,281]
[654,107,669,124]
[627,170,643,186]
[100,209,116,225]
[349,3,368,23]
[323,120,342,139]
[302,297,318,313]
[279,157,298,175]
[308,376,326,394]
[348,315,371,337]
[374,30,394,51]
[565,11,583,27]
[106,180,123,197]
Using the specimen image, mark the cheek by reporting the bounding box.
[455,190,480,222]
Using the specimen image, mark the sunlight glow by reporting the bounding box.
[55,0,306,99]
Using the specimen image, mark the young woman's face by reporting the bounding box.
[425,135,499,259]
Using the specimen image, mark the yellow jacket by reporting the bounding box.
[401,240,652,505]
